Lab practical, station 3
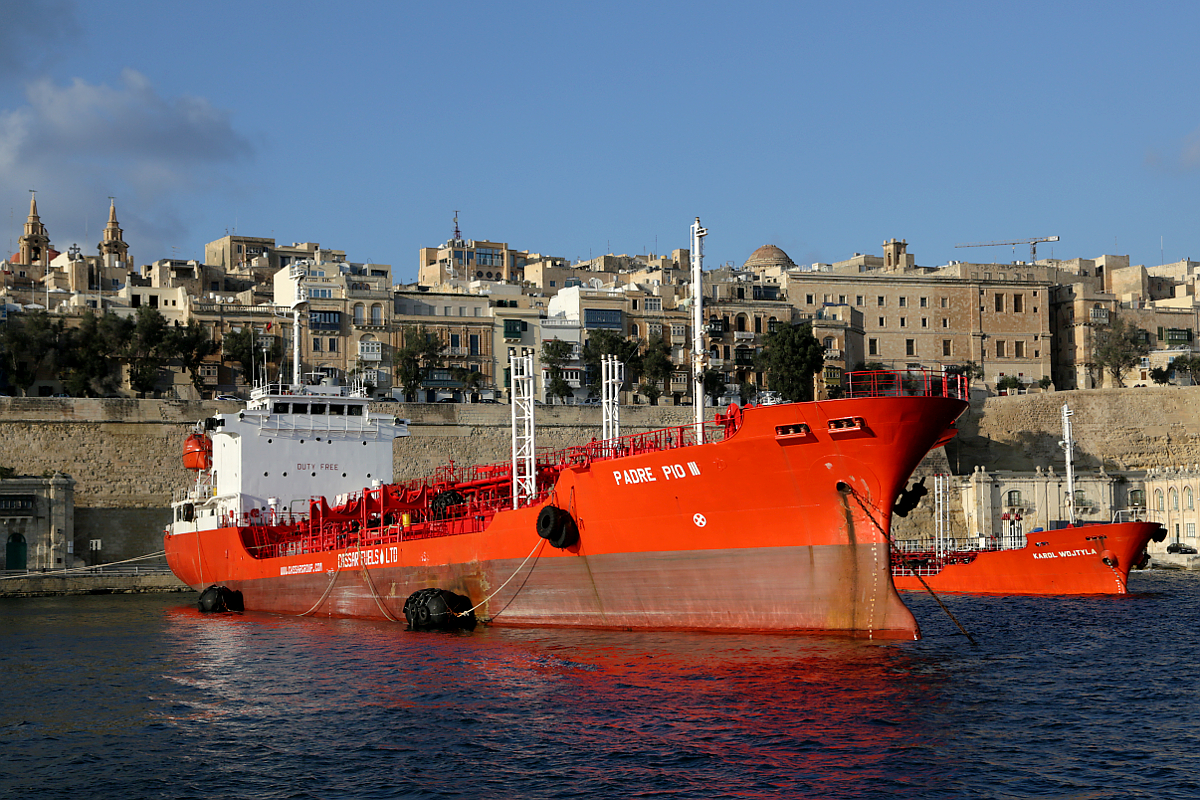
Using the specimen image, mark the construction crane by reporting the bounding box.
[955,236,1060,263]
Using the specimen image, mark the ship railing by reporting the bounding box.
[172,475,215,504]
[843,369,968,400]
[1110,508,1147,523]
[538,421,729,469]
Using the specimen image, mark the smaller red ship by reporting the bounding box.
[891,402,1165,595]
[891,519,1165,595]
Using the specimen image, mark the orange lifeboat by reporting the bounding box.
[182,432,213,471]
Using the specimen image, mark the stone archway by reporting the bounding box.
[5,532,26,570]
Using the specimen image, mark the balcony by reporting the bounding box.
[733,331,755,341]
[825,348,843,360]
[1089,308,1110,324]
[358,341,383,362]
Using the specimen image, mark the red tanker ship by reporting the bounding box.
[164,369,969,638]
[891,402,1164,595]
[890,520,1164,595]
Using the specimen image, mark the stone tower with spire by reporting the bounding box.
[18,192,52,266]
[98,199,129,268]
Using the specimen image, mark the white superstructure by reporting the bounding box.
[170,382,409,534]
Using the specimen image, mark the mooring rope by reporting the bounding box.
[357,538,398,621]
[844,485,978,645]
[298,558,343,617]
[0,549,169,581]
[455,536,546,619]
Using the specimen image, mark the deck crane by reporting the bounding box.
[955,236,1060,262]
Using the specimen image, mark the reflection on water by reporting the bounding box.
[3,571,1199,799]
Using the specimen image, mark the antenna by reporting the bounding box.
[453,210,461,241]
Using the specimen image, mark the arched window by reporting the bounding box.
[823,337,834,350]
[371,304,383,325]
[1187,487,1194,511]
[1006,490,1023,507]
[631,324,639,336]
[1170,489,1179,511]
[1155,490,1165,511]
[736,314,748,332]
[353,303,365,324]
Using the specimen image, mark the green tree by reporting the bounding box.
[701,368,726,406]
[57,311,125,397]
[1038,375,1053,390]
[0,311,64,395]
[1170,354,1200,385]
[1092,316,1150,388]
[1149,366,1171,385]
[755,322,824,402]
[394,325,445,401]
[997,374,1022,393]
[125,307,172,394]
[582,329,642,395]
[638,335,673,406]
[738,378,757,404]
[166,319,219,393]
[221,326,256,380]
[451,366,486,400]
[540,338,575,403]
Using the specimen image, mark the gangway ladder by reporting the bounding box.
[602,354,623,441]
[510,353,536,508]
[934,473,949,558]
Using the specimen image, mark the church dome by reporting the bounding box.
[742,244,795,271]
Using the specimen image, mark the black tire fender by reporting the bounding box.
[536,506,562,540]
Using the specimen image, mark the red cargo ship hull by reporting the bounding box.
[166,393,968,638]
[891,520,1164,595]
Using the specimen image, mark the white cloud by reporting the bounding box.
[1145,123,1200,175]
[0,69,252,262]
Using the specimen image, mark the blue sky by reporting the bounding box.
[2,1,1199,282]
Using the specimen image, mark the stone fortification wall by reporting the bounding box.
[953,386,1200,473]
[0,398,704,507]
[0,398,704,560]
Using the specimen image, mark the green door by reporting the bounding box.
[5,533,26,570]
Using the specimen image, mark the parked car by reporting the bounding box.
[1167,543,1197,554]
[214,394,240,401]
[374,396,399,403]
[477,398,500,404]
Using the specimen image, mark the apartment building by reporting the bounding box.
[394,289,496,399]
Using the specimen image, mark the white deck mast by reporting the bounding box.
[1061,403,1076,525]
[290,267,308,387]
[690,217,708,441]
[511,353,536,508]
[602,354,623,441]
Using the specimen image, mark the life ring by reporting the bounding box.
[1101,550,1118,568]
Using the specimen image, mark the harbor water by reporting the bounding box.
[3,570,1198,799]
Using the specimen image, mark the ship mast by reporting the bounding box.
[1061,403,1076,525]
[690,217,707,441]
[290,267,308,387]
